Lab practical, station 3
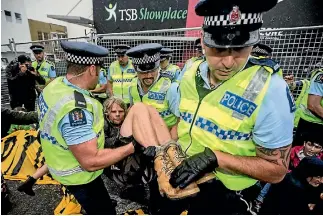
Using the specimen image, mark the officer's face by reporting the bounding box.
[307,176,323,187]
[202,35,252,81]
[88,65,100,90]
[118,55,128,66]
[34,51,44,61]
[107,103,125,125]
[303,141,322,156]
[138,69,158,88]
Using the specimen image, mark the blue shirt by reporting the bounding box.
[107,61,130,81]
[58,78,96,145]
[309,71,323,97]
[99,70,107,85]
[48,65,56,78]
[167,61,294,149]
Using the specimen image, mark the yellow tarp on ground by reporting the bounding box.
[1,130,57,184]
[1,130,82,215]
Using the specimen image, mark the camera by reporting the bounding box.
[27,65,35,72]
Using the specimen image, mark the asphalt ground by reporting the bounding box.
[6,175,148,215]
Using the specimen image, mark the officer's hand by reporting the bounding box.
[169,147,218,189]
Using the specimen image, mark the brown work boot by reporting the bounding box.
[154,145,200,200]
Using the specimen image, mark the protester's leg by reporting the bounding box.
[66,176,116,215]
[17,165,49,196]
[120,103,172,147]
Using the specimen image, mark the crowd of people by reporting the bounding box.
[1,0,323,215]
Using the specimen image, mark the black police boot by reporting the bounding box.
[17,176,36,196]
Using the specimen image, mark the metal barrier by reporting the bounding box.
[1,37,90,106]
[97,25,323,98]
[1,26,322,106]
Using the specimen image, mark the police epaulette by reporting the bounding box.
[74,91,87,108]
[45,60,55,66]
[160,72,173,81]
[249,57,280,74]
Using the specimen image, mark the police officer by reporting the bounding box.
[30,45,56,90]
[167,0,294,214]
[107,44,136,106]
[90,67,108,103]
[38,41,136,214]
[159,47,181,82]
[251,43,283,77]
[177,38,205,81]
[127,43,178,134]
[294,68,323,146]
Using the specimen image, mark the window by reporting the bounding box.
[43,32,49,40]
[4,10,11,16]
[38,31,43,40]
[15,13,21,20]
[4,10,12,22]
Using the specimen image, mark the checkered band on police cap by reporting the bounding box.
[66,53,103,65]
[132,52,160,65]
[204,12,263,27]
[252,46,270,55]
[114,48,128,54]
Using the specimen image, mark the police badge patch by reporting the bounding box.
[69,109,87,127]
[286,87,296,113]
[314,73,323,84]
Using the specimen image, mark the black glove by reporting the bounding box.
[17,176,36,196]
[169,147,218,189]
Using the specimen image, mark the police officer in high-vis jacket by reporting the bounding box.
[251,43,283,77]
[107,44,136,106]
[167,0,294,214]
[30,45,56,90]
[294,68,323,146]
[38,41,136,214]
[127,43,178,131]
[159,47,181,82]
[177,38,205,82]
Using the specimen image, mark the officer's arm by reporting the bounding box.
[69,138,134,171]
[46,64,56,85]
[107,67,113,96]
[307,73,323,119]
[308,95,323,119]
[214,144,291,183]
[91,84,107,93]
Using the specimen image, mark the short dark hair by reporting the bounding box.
[66,62,90,75]
[303,132,322,147]
[17,55,31,64]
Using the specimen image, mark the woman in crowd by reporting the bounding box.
[259,157,323,214]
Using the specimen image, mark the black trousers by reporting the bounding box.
[293,118,323,146]
[10,97,36,111]
[149,178,261,215]
[65,176,116,215]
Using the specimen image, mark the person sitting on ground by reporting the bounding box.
[259,157,323,215]
[290,132,323,170]
[252,132,323,213]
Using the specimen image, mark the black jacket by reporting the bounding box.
[5,61,45,100]
[260,157,323,215]
[1,108,38,138]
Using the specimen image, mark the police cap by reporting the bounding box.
[195,0,278,48]
[160,47,173,61]
[30,44,45,53]
[114,44,131,56]
[60,41,109,65]
[126,43,162,72]
[251,43,273,57]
